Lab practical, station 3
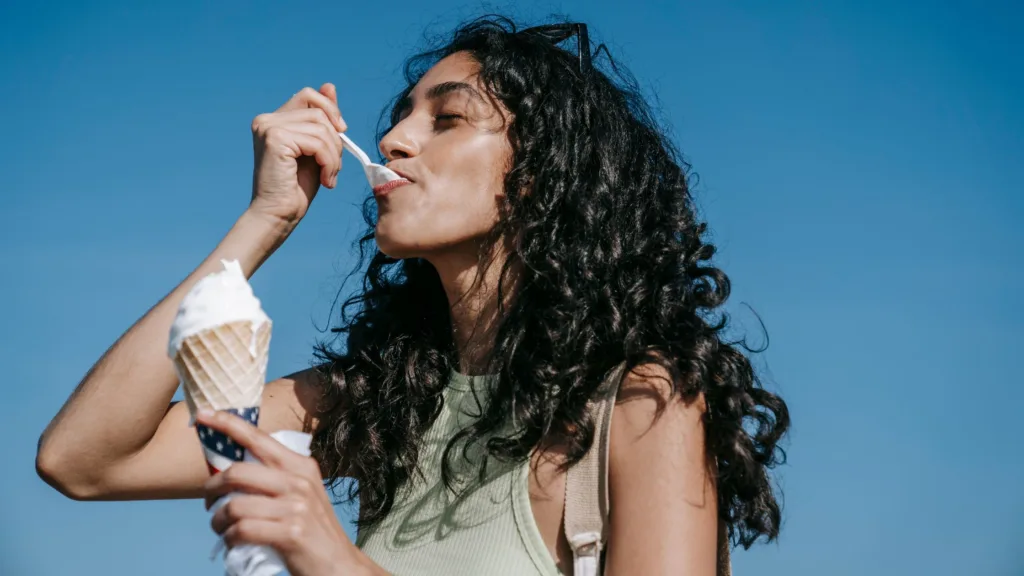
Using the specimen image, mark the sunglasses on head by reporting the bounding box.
[517,23,593,73]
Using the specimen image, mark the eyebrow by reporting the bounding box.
[396,81,485,117]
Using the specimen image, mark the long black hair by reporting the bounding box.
[312,15,789,549]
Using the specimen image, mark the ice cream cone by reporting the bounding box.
[167,260,273,474]
[173,319,271,418]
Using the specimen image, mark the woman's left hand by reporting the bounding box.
[196,410,367,576]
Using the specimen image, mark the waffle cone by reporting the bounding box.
[172,319,271,418]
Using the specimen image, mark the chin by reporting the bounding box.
[374,223,425,260]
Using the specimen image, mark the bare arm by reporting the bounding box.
[604,363,719,575]
[37,211,307,500]
[36,83,348,501]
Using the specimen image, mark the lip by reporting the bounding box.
[373,179,413,196]
[388,167,414,182]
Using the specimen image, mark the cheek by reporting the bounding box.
[436,134,508,196]
[378,137,508,252]
[429,149,505,234]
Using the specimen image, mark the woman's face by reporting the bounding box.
[374,51,511,260]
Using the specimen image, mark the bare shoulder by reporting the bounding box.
[609,360,710,499]
[604,361,718,574]
[613,361,707,434]
[259,366,327,433]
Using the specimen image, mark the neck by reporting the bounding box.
[428,243,519,376]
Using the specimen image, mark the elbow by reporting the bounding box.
[35,441,105,501]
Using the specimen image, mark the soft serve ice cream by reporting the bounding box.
[169,259,271,423]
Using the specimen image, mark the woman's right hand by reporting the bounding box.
[248,83,347,226]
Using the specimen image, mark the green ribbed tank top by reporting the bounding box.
[356,371,562,576]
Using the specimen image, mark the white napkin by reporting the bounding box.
[208,430,314,576]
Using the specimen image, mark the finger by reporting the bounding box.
[319,82,347,132]
[253,128,338,188]
[211,494,306,535]
[320,82,336,102]
[287,122,342,187]
[277,86,345,132]
[254,107,335,130]
[284,119,341,158]
[223,518,303,553]
[196,410,296,467]
[203,462,292,506]
[288,131,338,188]
[252,108,342,184]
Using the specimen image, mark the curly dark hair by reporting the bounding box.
[311,14,789,549]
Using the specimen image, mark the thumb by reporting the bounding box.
[320,82,338,104]
[319,82,345,132]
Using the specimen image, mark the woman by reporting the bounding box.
[36,16,788,576]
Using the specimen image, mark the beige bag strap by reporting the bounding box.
[564,362,733,575]
[563,362,625,576]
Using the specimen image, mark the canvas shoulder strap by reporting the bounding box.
[563,362,733,575]
[562,362,625,576]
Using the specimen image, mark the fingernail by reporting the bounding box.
[198,409,215,419]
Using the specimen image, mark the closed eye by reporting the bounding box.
[435,113,463,125]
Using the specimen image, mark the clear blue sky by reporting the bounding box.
[2,1,1021,574]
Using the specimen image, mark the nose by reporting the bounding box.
[379,121,419,161]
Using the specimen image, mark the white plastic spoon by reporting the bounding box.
[337,132,405,189]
